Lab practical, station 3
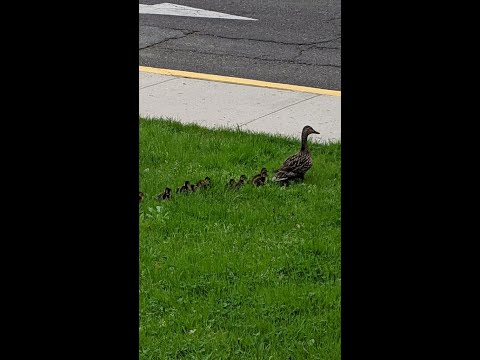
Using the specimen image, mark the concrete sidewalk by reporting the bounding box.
[139,70,341,143]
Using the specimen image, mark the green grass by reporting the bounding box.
[140,118,341,359]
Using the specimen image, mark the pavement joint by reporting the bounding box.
[239,94,319,127]
[139,77,177,90]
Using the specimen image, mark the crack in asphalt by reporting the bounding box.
[139,27,340,67]
[140,45,340,68]
[325,17,341,22]
[200,33,341,47]
[292,45,315,62]
[150,26,341,47]
[291,44,341,61]
[139,29,199,51]
[311,45,341,50]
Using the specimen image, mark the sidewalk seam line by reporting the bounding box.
[239,94,319,127]
[139,77,178,90]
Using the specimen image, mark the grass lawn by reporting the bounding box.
[139,118,341,359]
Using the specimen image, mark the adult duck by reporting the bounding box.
[272,125,320,184]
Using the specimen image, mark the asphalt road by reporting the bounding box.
[139,0,341,90]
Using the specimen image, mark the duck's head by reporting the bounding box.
[240,175,247,181]
[165,187,171,194]
[204,176,211,183]
[184,181,190,186]
[303,125,320,136]
[229,179,235,185]
[261,168,268,176]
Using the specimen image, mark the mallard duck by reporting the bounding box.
[272,125,320,184]
[176,181,191,193]
[157,187,172,200]
[235,175,247,189]
[139,191,144,203]
[252,168,268,187]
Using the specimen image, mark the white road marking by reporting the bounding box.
[139,3,257,21]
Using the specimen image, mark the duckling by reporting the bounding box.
[157,187,172,200]
[176,181,191,193]
[139,191,144,203]
[226,178,236,188]
[252,168,268,187]
[203,176,211,188]
[235,175,247,189]
[190,183,197,192]
[196,176,211,190]
[272,125,320,185]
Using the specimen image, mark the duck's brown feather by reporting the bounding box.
[274,150,313,181]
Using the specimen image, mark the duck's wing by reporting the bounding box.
[273,152,313,181]
[273,153,301,179]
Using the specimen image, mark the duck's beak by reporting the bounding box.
[312,129,320,134]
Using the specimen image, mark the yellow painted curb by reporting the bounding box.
[139,66,341,96]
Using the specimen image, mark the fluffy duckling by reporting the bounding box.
[252,168,268,187]
[203,176,211,188]
[157,187,172,200]
[196,176,211,190]
[226,178,236,188]
[139,191,144,203]
[235,175,247,189]
[176,181,191,193]
[190,183,198,192]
